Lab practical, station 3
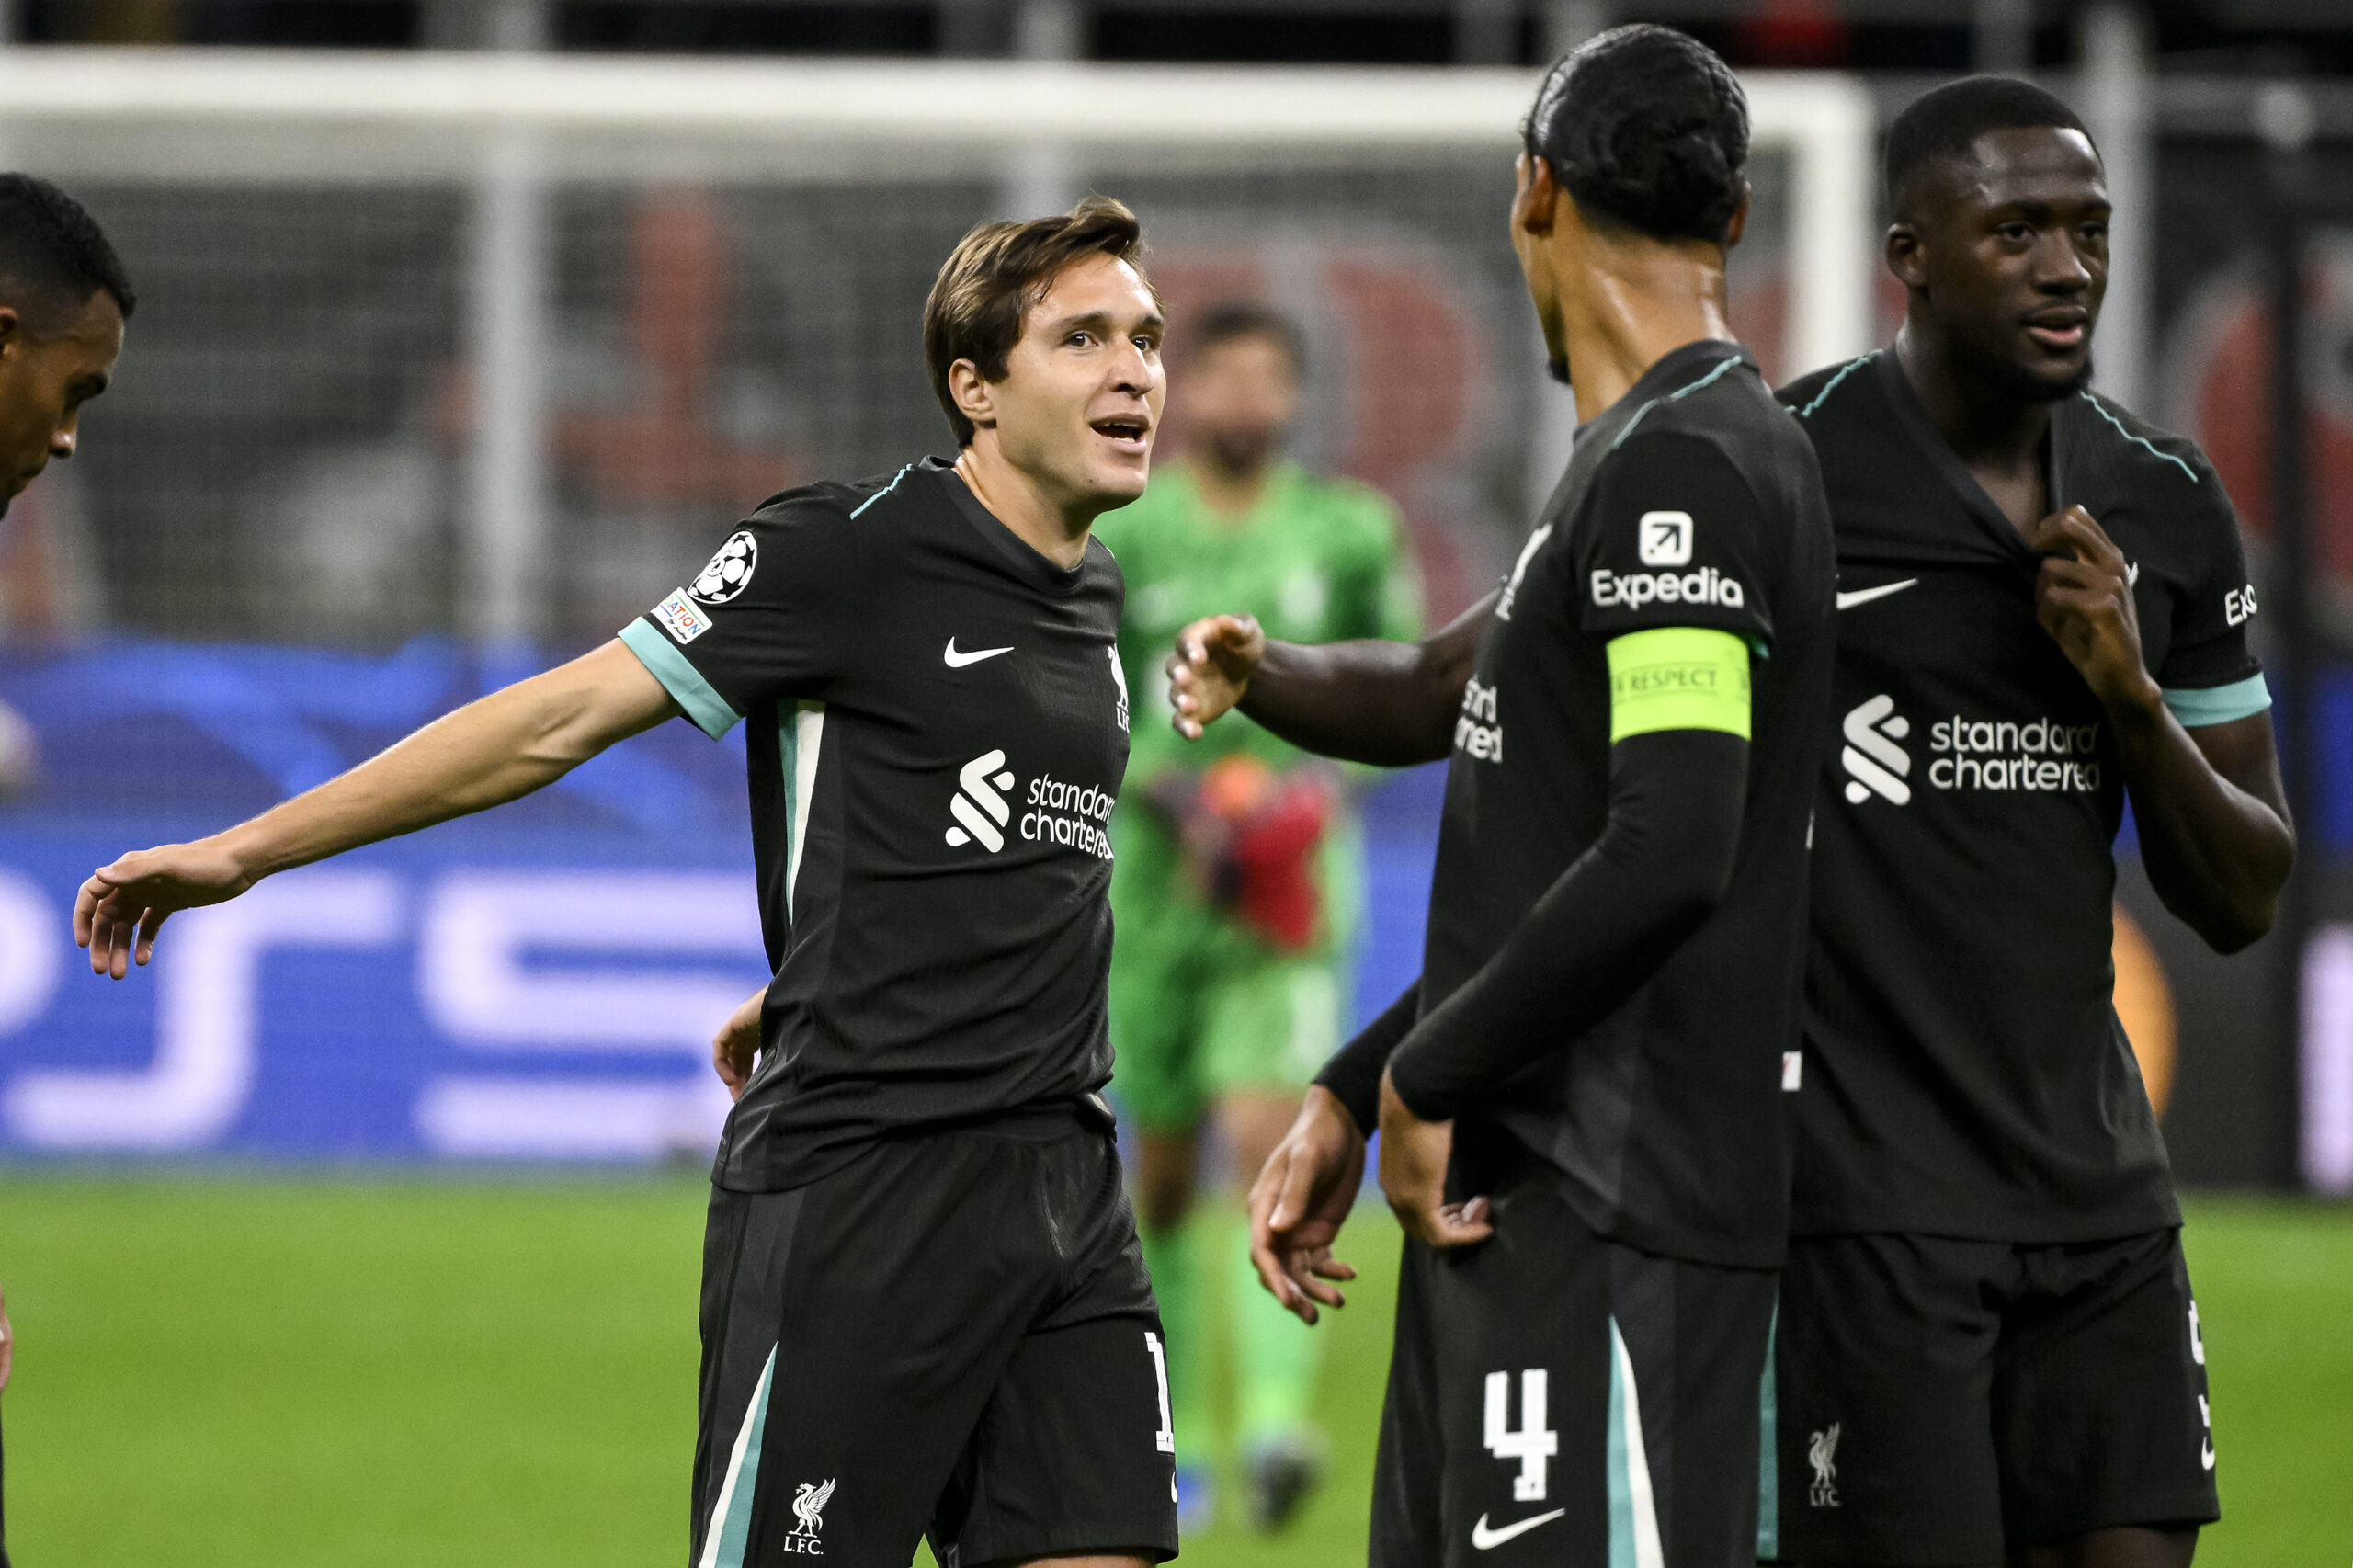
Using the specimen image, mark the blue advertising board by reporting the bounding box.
[0,639,1435,1164]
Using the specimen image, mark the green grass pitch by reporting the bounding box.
[0,1178,2345,1566]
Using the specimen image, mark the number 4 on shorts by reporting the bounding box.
[1485,1369,1559,1502]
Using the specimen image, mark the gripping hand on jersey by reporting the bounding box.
[1165,613,1265,739]
[2024,505,2160,713]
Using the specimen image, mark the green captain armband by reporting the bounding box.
[1606,627,1752,743]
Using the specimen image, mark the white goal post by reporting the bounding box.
[0,50,1877,641]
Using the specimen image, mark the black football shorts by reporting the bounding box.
[689,1103,1179,1568]
[1760,1227,2219,1564]
[1371,1147,1779,1568]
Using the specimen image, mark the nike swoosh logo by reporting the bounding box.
[2201,1439,2215,1471]
[1835,578,1918,611]
[1471,1510,1567,1550]
[943,638,1013,668]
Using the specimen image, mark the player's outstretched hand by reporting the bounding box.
[1378,1068,1493,1251]
[1246,1086,1365,1325]
[73,841,255,979]
[712,984,767,1101]
[2024,504,2159,712]
[1165,613,1265,740]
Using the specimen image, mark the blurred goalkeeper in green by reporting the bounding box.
[1096,302,1418,1533]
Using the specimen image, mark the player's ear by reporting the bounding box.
[1513,153,1562,240]
[1723,182,1752,251]
[948,357,997,433]
[1885,220,1927,291]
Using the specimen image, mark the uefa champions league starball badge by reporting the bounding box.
[690,530,759,604]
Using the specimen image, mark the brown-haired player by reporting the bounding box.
[75,198,1177,1568]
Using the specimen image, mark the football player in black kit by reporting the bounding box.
[75,199,1180,1568]
[1757,79,2288,1568]
[1168,28,1836,1568]
[1,171,136,1568]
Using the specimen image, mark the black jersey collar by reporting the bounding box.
[1576,338,1755,442]
[1873,348,2061,562]
[923,456,1091,595]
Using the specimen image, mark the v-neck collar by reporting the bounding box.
[924,457,1089,595]
[1578,338,1753,443]
[1874,349,2063,562]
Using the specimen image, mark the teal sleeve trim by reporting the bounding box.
[2162,672,2272,729]
[619,619,742,740]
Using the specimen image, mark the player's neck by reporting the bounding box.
[1893,323,2052,488]
[952,441,1097,570]
[1184,452,1274,522]
[1558,244,1737,425]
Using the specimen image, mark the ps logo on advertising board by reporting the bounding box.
[1638,510,1693,568]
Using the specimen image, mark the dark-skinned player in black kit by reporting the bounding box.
[1168,28,1838,1568]
[0,170,136,1568]
[1759,78,2288,1568]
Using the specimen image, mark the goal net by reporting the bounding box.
[0,49,1878,646]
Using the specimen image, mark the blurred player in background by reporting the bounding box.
[1760,78,2291,1567]
[0,169,134,1568]
[1096,302,1418,1531]
[1173,28,1837,1566]
[76,198,1179,1568]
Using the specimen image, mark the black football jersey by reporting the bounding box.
[620,457,1131,1191]
[1425,341,1837,1268]
[1780,349,2268,1240]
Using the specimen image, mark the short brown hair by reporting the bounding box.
[924,195,1152,448]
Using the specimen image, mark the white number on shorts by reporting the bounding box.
[1484,1369,1559,1503]
[1145,1331,1176,1454]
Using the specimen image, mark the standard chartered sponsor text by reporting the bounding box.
[1023,771,1117,859]
[1454,676,1503,762]
[1928,714,2102,792]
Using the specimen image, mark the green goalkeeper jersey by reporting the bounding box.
[1096,458,1421,954]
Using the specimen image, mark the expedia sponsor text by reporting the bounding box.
[1589,565,1745,611]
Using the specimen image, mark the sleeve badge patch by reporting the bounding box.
[690,530,759,604]
[654,588,714,644]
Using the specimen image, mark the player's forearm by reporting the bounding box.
[1386,730,1747,1118]
[218,644,676,881]
[2111,699,2294,953]
[1238,593,1493,767]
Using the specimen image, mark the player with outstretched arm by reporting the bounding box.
[1169,29,1836,1567]
[78,199,1179,1568]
